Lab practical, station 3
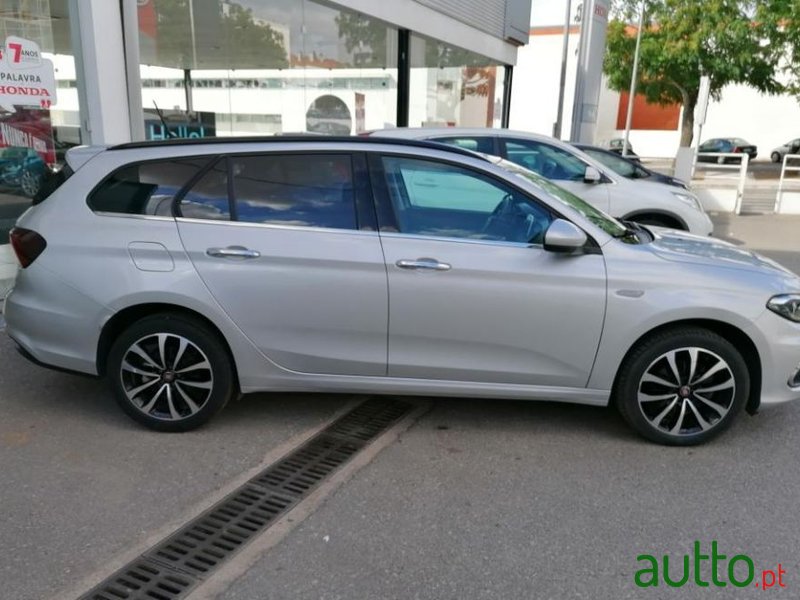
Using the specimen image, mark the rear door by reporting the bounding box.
[176,151,388,376]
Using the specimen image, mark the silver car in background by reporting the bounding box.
[4,137,800,445]
[367,127,713,236]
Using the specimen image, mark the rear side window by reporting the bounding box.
[89,158,211,215]
[229,154,356,230]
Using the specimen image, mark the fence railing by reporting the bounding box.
[693,153,750,214]
[775,154,800,213]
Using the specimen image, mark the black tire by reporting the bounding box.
[614,328,749,446]
[107,313,234,432]
[771,152,781,163]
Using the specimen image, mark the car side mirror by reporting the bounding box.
[543,219,588,254]
[583,166,602,184]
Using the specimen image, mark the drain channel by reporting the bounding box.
[79,397,414,600]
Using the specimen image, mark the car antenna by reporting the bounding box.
[153,101,178,138]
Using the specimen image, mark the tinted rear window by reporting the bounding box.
[89,158,211,215]
[229,154,357,229]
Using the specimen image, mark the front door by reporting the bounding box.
[374,154,607,387]
[176,152,387,376]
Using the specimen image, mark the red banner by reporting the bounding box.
[0,107,56,164]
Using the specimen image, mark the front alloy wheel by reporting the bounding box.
[637,348,735,437]
[108,314,234,431]
[616,328,749,445]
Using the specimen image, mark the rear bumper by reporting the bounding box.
[4,265,109,376]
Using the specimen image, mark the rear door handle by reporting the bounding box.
[206,246,261,259]
[395,258,451,271]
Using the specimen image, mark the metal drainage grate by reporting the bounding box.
[79,397,413,600]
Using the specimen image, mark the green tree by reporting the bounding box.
[604,0,785,146]
[765,0,800,100]
[335,13,388,67]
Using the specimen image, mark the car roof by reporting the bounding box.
[108,135,487,161]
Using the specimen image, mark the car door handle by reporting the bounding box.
[206,246,261,259]
[395,258,451,271]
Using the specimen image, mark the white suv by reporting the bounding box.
[368,128,713,236]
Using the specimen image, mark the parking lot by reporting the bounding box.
[2,212,800,600]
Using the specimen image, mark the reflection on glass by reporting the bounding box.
[409,34,504,128]
[0,1,81,258]
[137,0,398,137]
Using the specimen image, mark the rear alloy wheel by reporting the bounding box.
[108,314,234,431]
[615,328,749,445]
[771,152,781,163]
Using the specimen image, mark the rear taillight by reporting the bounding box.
[733,147,742,153]
[9,227,47,268]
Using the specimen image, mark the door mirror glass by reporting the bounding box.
[583,166,602,184]
[543,219,588,253]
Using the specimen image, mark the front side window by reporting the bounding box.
[230,154,357,230]
[503,139,587,181]
[381,156,552,244]
[89,158,211,215]
[582,148,647,179]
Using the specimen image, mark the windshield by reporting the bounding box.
[492,157,628,238]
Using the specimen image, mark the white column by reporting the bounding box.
[68,0,132,145]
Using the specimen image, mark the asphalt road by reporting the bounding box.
[1,213,798,600]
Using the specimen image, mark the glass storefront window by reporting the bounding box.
[409,33,504,128]
[137,0,398,138]
[0,0,83,295]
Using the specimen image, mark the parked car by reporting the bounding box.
[368,128,712,235]
[5,136,800,445]
[608,138,640,160]
[0,140,77,198]
[770,138,800,163]
[0,147,46,197]
[697,138,758,164]
[573,143,690,190]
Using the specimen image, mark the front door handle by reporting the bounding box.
[206,246,261,259]
[395,258,451,271]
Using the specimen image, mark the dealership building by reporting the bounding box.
[0,0,532,148]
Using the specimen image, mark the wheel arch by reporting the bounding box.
[96,303,240,391]
[611,318,762,415]
[621,210,687,230]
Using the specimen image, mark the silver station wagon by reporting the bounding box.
[5,137,800,445]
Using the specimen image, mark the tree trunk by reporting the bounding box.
[680,98,696,147]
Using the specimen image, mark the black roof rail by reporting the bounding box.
[108,135,488,161]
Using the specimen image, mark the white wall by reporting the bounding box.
[509,31,579,139]
[513,0,800,157]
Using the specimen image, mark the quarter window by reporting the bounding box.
[230,154,357,230]
[381,156,552,244]
[89,158,210,215]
